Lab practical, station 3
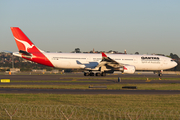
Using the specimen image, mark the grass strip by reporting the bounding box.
[0,94,179,119]
[0,94,180,111]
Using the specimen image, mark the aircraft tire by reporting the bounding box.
[96,73,101,76]
[84,72,90,76]
[158,73,162,77]
[101,72,106,76]
[84,72,87,76]
[90,72,94,76]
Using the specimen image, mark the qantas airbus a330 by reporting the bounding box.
[10,27,177,76]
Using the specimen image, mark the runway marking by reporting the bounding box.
[146,78,151,82]
[1,79,10,83]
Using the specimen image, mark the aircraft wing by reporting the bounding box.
[95,52,123,70]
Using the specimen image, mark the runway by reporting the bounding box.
[0,73,180,94]
[0,88,180,94]
[0,73,180,85]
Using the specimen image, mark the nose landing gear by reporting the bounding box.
[154,70,163,77]
[158,73,162,77]
[158,70,163,77]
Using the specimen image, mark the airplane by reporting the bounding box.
[10,27,177,77]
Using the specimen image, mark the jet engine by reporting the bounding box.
[122,65,136,74]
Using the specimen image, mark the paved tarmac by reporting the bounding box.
[0,73,180,85]
[0,73,180,94]
[0,88,180,94]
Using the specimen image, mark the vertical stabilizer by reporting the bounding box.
[10,27,54,67]
[11,27,36,52]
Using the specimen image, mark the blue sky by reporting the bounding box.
[1,0,180,56]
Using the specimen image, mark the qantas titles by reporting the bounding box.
[141,57,159,60]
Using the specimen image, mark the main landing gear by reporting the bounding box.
[84,72,106,76]
[84,72,94,76]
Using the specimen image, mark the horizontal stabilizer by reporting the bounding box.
[19,50,31,56]
[3,50,13,53]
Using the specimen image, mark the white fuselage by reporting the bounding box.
[43,53,177,71]
[11,27,178,74]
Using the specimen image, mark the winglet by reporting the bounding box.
[123,66,128,70]
[102,52,107,57]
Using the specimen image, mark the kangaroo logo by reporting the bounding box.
[14,37,34,52]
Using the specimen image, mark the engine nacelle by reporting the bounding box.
[122,65,136,74]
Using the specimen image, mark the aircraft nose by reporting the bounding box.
[171,61,178,67]
[173,61,178,67]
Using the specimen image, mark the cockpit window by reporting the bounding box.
[171,60,174,62]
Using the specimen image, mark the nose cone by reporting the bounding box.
[173,61,178,68]
[165,58,178,70]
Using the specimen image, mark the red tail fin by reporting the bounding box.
[11,27,54,67]
[11,27,36,52]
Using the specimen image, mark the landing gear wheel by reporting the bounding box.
[90,72,94,76]
[84,72,90,76]
[158,73,162,77]
[96,73,101,76]
[101,72,106,76]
